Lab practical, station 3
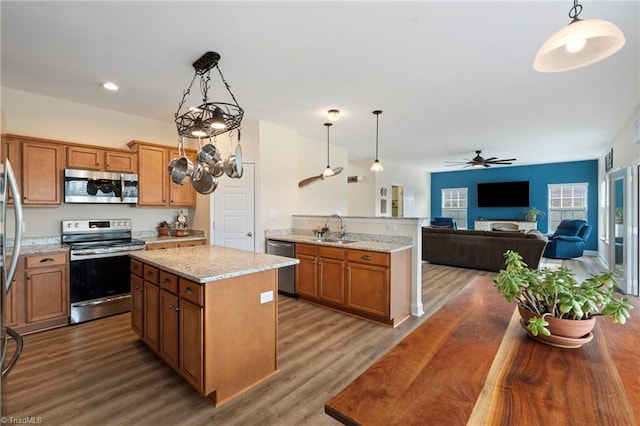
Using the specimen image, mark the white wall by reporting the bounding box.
[347,159,376,216]
[370,157,429,218]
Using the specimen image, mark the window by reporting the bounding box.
[441,187,468,229]
[548,183,588,232]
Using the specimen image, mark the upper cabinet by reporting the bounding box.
[128,141,196,208]
[22,140,64,206]
[66,145,136,173]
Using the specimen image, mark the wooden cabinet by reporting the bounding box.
[130,272,144,337]
[295,244,411,327]
[66,145,136,173]
[142,264,160,351]
[1,136,21,204]
[22,140,64,205]
[130,260,277,406]
[7,252,70,334]
[128,141,196,208]
[145,239,206,250]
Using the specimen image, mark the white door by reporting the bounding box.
[212,163,256,251]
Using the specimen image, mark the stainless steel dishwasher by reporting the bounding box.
[266,239,297,297]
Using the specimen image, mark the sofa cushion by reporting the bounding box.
[486,230,526,238]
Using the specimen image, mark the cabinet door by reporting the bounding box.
[143,281,160,351]
[105,150,136,173]
[131,274,144,338]
[346,262,390,318]
[22,141,63,205]
[318,257,345,305]
[179,299,203,391]
[1,136,21,204]
[159,290,179,369]
[25,265,69,323]
[168,149,196,207]
[296,253,318,298]
[137,145,167,206]
[66,146,102,170]
[3,256,24,327]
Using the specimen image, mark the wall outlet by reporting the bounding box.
[260,291,274,304]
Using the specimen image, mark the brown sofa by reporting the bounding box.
[422,227,547,271]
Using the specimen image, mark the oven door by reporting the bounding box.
[69,254,132,324]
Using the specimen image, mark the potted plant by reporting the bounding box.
[157,221,172,236]
[522,207,545,222]
[493,250,632,345]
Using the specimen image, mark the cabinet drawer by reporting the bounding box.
[25,252,67,268]
[318,246,345,260]
[179,278,203,306]
[347,250,390,267]
[177,239,206,248]
[146,242,178,251]
[131,259,143,276]
[143,264,159,284]
[296,243,317,256]
[159,271,179,294]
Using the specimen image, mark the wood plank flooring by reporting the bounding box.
[3,257,604,426]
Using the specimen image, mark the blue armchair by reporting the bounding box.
[543,219,592,259]
[431,217,457,229]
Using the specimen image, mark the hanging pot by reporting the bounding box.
[167,157,179,174]
[191,163,218,194]
[224,142,243,178]
[171,156,194,185]
[197,143,220,166]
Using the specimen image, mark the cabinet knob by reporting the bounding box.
[169,304,174,310]
[175,306,181,312]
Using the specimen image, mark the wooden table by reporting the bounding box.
[325,276,640,425]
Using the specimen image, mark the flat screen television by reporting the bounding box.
[477,181,529,207]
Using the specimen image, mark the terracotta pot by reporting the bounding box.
[157,227,170,236]
[518,305,596,339]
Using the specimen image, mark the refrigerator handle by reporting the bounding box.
[1,327,24,378]
[5,160,23,291]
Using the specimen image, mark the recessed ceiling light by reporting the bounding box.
[101,82,119,91]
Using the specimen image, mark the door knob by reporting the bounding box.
[247,232,253,237]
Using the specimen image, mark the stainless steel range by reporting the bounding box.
[62,219,145,324]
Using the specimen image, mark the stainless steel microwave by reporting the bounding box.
[64,169,138,204]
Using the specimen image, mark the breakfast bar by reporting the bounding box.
[325,276,640,425]
[129,245,299,407]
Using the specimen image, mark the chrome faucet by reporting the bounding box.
[324,214,345,239]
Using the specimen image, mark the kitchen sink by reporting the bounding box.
[308,238,357,244]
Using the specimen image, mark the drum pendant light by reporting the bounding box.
[322,122,335,177]
[533,0,626,73]
[370,110,383,172]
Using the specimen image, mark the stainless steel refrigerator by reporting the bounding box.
[0,158,24,415]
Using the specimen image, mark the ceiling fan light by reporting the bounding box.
[323,166,335,177]
[534,18,626,72]
[370,159,383,172]
[327,109,340,121]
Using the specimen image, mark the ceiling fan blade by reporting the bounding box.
[298,174,323,188]
[332,167,344,176]
[484,157,497,162]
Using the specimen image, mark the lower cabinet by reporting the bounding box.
[3,252,69,334]
[131,260,276,406]
[295,243,411,327]
[145,239,206,251]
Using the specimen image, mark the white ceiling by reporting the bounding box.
[1,1,638,172]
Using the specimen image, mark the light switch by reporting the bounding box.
[260,291,274,304]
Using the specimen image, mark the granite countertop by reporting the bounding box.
[130,245,299,283]
[266,234,412,253]
[19,244,69,255]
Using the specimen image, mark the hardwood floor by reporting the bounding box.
[3,257,605,425]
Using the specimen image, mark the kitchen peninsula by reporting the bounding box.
[129,245,298,407]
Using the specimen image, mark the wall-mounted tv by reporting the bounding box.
[477,181,529,208]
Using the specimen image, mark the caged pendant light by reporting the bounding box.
[533,0,626,73]
[370,110,383,172]
[322,122,335,177]
[174,51,244,139]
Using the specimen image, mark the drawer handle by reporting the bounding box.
[163,278,171,284]
[362,255,372,260]
[39,258,55,263]
[184,287,193,295]
[146,271,153,276]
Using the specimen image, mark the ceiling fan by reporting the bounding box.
[446,150,516,168]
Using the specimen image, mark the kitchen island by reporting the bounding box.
[129,245,298,407]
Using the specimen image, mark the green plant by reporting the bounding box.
[158,221,173,229]
[494,250,633,335]
[522,207,546,221]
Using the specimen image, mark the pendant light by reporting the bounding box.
[370,110,383,172]
[174,51,244,139]
[533,1,626,73]
[322,122,335,177]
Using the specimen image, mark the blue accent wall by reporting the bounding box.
[431,160,598,250]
